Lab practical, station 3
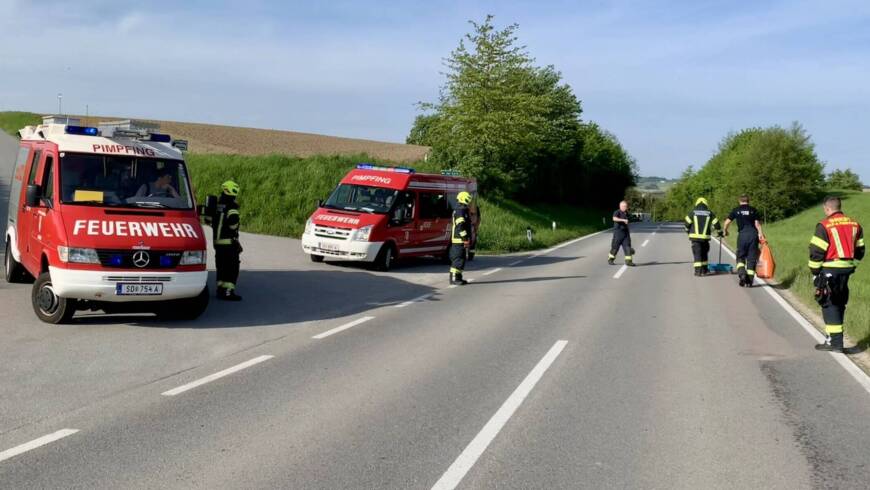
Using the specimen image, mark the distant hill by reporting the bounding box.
[0,111,430,163]
[636,176,678,193]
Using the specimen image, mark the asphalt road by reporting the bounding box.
[2,132,870,489]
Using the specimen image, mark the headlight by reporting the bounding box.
[57,246,100,264]
[354,225,373,241]
[304,218,314,235]
[180,250,206,265]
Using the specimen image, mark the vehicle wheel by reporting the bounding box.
[32,272,77,324]
[156,287,210,321]
[310,254,325,263]
[4,241,29,283]
[374,243,396,271]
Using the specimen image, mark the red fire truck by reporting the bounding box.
[5,117,209,323]
[301,164,479,270]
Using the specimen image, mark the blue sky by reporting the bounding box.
[1,0,868,181]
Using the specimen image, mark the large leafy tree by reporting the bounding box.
[410,15,634,202]
[827,168,863,191]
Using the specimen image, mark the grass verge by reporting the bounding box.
[728,192,869,344]
[0,111,41,136]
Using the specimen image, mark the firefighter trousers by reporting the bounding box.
[215,244,241,291]
[691,239,710,273]
[736,232,760,281]
[449,244,466,275]
[817,268,852,347]
[609,230,633,262]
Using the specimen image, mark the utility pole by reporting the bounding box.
[57,93,63,115]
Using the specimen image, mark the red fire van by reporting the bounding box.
[301,164,479,270]
[4,117,209,323]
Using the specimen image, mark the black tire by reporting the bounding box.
[156,287,210,321]
[373,243,396,271]
[32,272,77,324]
[310,254,325,263]
[4,241,29,283]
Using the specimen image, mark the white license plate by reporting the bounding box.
[116,283,164,296]
[319,241,340,252]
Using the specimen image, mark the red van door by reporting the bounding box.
[19,148,42,271]
[28,153,56,267]
[390,190,416,253]
[417,192,451,255]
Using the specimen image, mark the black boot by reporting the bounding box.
[626,260,636,267]
[815,334,844,353]
[217,288,243,301]
[450,272,468,286]
[608,258,615,265]
[694,268,702,277]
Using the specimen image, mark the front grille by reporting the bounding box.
[96,250,182,269]
[314,225,352,241]
[105,276,172,282]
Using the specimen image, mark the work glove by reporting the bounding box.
[463,241,470,249]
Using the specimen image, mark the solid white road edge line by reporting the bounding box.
[613,264,628,279]
[311,316,376,340]
[641,239,650,248]
[482,268,502,276]
[0,429,79,463]
[396,293,434,308]
[431,340,568,490]
[712,238,870,394]
[161,355,275,396]
[508,260,523,266]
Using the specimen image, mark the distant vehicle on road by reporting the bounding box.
[302,164,479,271]
[5,116,208,323]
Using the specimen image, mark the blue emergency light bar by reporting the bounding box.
[65,125,99,136]
[356,163,415,174]
[149,133,171,143]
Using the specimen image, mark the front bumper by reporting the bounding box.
[301,234,383,262]
[49,266,207,302]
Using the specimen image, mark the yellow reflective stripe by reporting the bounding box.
[624,255,633,260]
[223,282,235,290]
[700,261,708,265]
[702,217,710,237]
[822,259,856,268]
[736,263,745,269]
[215,239,233,245]
[830,230,846,258]
[608,254,615,259]
[455,217,465,223]
[688,233,710,239]
[452,238,464,244]
[693,215,700,235]
[826,324,843,334]
[216,212,225,240]
[684,216,692,224]
[459,231,468,237]
[858,238,865,248]
[693,262,703,267]
[712,217,719,225]
[227,209,239,216]
[810,236,829,250]
[808,260,823,269]
[747,270,755,276]
[450,267,462,273]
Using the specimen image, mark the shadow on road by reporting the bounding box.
[324,254,579,273]
[69,269,438,329]
[634,260,693,267]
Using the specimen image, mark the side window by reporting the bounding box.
[419,192,437,220]
[392,191,416,224]
[42,156,54,202]
[27,150,42,185]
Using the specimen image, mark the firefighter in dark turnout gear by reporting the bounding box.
[684,197,722,276]
[810,196,864,352]
[214,180,243,301]
[449,191,473,285]
[609,200,635,266]
[723,195,765,287]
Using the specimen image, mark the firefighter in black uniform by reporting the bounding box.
[810,196,864,352]
[723,195,765,287]
[449,191,473,285]
[608,200,635,266]
[214,180,243,301]
[684,197,722,276]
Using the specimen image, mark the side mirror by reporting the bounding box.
[317,199,324,208]
[25,184,41,207]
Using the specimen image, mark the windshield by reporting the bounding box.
[323,184,397,214]
[59,153,194,210]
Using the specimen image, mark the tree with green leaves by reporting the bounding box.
[410,15,635,203]
[826,168,863,191]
